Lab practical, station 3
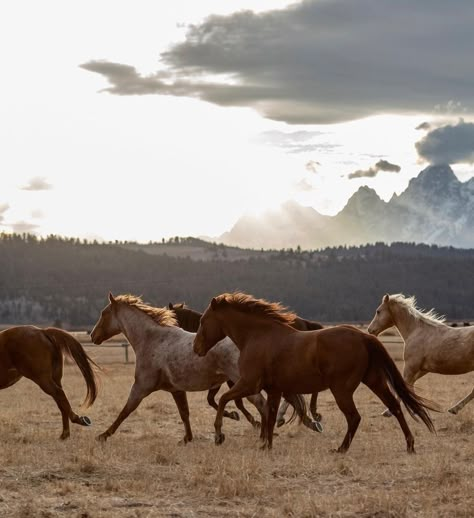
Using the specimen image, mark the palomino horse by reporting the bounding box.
[193,292,437,452]
[0,326,99,439]
[169,302,323,432]
[91,294,307,443]
[368,293,474,415]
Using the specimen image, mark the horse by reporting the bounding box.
[193,292,438,452]
[0,325,100,439]
[368,293,474,415]
[169,302,323,432]
[90,293,307,443]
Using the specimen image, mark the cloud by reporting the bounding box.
[0,203,10,223]
[294,178,315,192]
[415,120,474,164]
[8,221,40,233]
[256,130,337,154]
[21,176,52,191]
[305,160,320,174]
[349,160,401,179]
[416,122,431,131]
[81,0,474,124]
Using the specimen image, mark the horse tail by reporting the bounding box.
[44,328,101,408]
[364,335,439,433]
[284,394,307,425]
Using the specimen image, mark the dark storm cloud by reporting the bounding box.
[21,176,52,191]
[415,120,474,164]
[81,0,474,124]
[349,160,401,179]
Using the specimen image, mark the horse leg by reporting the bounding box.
[171,391,193,444]
[330,387,361,453]
[276,399,290,428]
[244,393,267,436]
[283,394,323,433]
[97,381,154,442]
[310,392,322,422]
[35,377,78,440]
[261,392,282,450]
[207,385,240,421]
[214,378,258,445]
[52,362,91,428]
[365,374,415,453]
[448,387,474,414]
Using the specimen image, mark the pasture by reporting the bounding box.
[0,333,473,517]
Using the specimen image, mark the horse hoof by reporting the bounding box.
[228,411,240,421]
[96,433,108,443]
[382,409,393,417]
[447,407,458,415]
[79,416,92,426]
[60,433,70,441]
[215,433,225,445]
[313,413,323,422]
[311,420,323,433]
[276,418,285,428]
[253,421,261,429]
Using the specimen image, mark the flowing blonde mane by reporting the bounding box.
[115,294,177,327]
[213,292,297,325]
[389,294,446,325]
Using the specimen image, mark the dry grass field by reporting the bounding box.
[0,334,473,518]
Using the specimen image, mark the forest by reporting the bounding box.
[0,233,473,327]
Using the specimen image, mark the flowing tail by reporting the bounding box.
[284,393,308,425]
[365,335,439,433]
[44,327,101,408]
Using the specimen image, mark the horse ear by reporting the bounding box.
[168,302,174,310]
[383,293,389,303]
[109,292,116,304]
[211,297,218,310]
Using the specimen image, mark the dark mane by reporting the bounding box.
[115,294,177,327]
[214,292,297,326]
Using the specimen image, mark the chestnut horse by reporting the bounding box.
[169,302,323,432]
[368,293,474,415]
[193,292,438,452]
[0,325,100,439]
[91,294,308,443]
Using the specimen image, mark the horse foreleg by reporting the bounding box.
[97,381,154,442]
[171,391,193,443]
[448,387,474,414]
[244,393,266,436]
[214,378,258,445]
[261,392,282,450]
[207,385,239,421]
[310,392,322,422]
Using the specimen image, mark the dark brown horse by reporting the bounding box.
[0,325,100,439]
[169,302,323,432]
[193,292,438,452]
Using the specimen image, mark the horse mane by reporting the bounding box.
[213,292,297,325]
[389,293,446,325]
[115,294,177,327]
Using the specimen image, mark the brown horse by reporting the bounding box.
[169,302,323,432]
[193,292,438,452]
[0,325,100,439]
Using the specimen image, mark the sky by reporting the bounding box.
[1,0,474,243]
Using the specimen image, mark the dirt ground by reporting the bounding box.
[0,338,473,518]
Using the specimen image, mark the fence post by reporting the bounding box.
[122,342,129,363]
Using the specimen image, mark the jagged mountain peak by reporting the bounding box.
[412,164,458,187]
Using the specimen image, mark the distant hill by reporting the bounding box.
[0,234,472,327]
[218,165,474,250]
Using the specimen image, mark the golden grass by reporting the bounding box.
[0,342,473,517]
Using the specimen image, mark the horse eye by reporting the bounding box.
[376,310,380,315]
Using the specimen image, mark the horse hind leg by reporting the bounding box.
[171,391,193,444]
[276,399,290,427]
[207,385,239,421]
[448,387,474,414]
[365,374,415,453]
[329,386,361,453]
[382,367,425,418]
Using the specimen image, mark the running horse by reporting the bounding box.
[368,293,474,415]
[169,302,323,431]
[193,292,438,452]
[0,326,100,439]
[91,294,308,443]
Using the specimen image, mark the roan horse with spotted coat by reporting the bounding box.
[193,292,438,452]
[368,293,474,415]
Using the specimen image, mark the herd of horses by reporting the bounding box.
[1,291,473,454]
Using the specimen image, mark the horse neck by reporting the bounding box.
[390,302,429,341]
[220,308,290,350]
[115,305,167,354]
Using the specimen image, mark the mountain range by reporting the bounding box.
[217,165,474,250]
